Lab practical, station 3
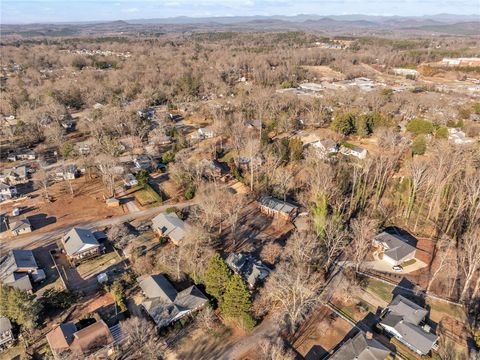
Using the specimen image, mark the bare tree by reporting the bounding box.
[459,226,480,301]
[117,316,164,360]
[348,217,378,271]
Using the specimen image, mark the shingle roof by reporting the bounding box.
[0,249,38,291]
[9,218,31,232]
[259,196,298,215]
[63,228,100,256]
[381,295,437,355]
[226,253,270,287]
[46,323,78,354]
[70,320,114,354]
[374,232,416,262]
[330,331,390,360]
[138,274,208,328]
[152,213,186,245]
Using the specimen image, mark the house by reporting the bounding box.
[0,183,17,201]
[393,68,419,78]
[151,212,187,245]
[197,126,215,139]
[46,320,114,359]
[9,218,32,236]
[225,253,270,288]
[330,331,390,360]
[55,165,79,181]
[442,57,480,66]
[200,159,224,179]
[340,144,368,159]
[258,196,298,221]
[133,155,152,170]
[0,249,45,292]
[0,317,14,348]
[0,165,28,185]
[62,228,101,265]
[373,231,417,266]
[7,149,36,162]
[380,295,437,355]
[448,128,475,145]
[123,173,138,187]
[311,139,339,156]
[138,274,208,328]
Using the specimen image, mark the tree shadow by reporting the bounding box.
[28,213,57,230]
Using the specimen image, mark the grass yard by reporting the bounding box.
[365,278,395,303]
[133,184,162,206]
[76,251,120,278]
[339,298,375,322]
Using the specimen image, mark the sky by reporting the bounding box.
[1,0,479,24]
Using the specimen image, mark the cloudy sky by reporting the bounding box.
[2,0,479,24]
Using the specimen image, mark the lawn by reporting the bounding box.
[339,298,375,322]
[0,344,26,360]
[76,251,120,278]
[365,278,395,303]
[134,184,162,206]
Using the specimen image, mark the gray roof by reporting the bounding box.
[259,196,298,215]
[0,249,38,291]
[330,331,390,360]
[386,295,428,325]
[0,317,12,333]
[226,253,270,287]
[138,274,208,328]
[381,295,437,355]
[374,232,416,262]
[152,213,186,245]
[63,228,100,256]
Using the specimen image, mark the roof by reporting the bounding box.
[138,274,208,328]
[374,232,417,262]
[381,295,436,355]
[63,228,100,256]
[386,295,428,325]
[0,317,12,333]
[0,249,38,291]
[259,196,298,215]
[152,212,186,244]
[46,323,78,354]
[226,253,270,287]
[70,320,114,354]
[9,218,31,232]
[138,274,177,301]
[330,332,390,360]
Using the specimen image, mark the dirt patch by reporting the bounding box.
[293,305,352,359]
[302,65,345,80]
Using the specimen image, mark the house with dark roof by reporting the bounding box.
[138,274,208,328]
[0,249,45,292]
[62,228,101,265]
[0,317,14,348]
[152,212,187,246]
[46,320,114,359]
[258,196,298,221]
[373,231,417,266]
[226,253,270,288]
[380,295,437,355]
[330,331,390,360]
[9,218,32,236]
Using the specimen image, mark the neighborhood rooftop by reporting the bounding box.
[63,227,100,256]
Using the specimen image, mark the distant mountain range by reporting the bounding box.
[1,14,479,37]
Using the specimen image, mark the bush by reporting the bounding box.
[280,80,298,89]
[411,135,427,155]
[162,151,175,164]
[406,118,434,135]
[435,127,449,139]
[184,183,195,200]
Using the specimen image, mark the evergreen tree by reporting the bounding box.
[0,285,42,329]
[331,112,357,136]
[221,274,252,319]
[204,254,232,301]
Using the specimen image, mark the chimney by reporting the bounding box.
[365,331,373,340]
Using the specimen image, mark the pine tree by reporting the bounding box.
[221,274,252,320]
[204,254,232,301]
[0,285,41,329]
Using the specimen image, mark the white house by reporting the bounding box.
[197,127,215,139]
[311,139,339,157]
[373,231,417,266]
[340,145,368,159]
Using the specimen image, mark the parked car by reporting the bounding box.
[392,265,403,272]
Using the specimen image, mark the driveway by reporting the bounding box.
[364,254,427,274]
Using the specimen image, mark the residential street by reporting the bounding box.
[0,200,195,253]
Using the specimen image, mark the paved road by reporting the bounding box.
[0,200,195,253]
